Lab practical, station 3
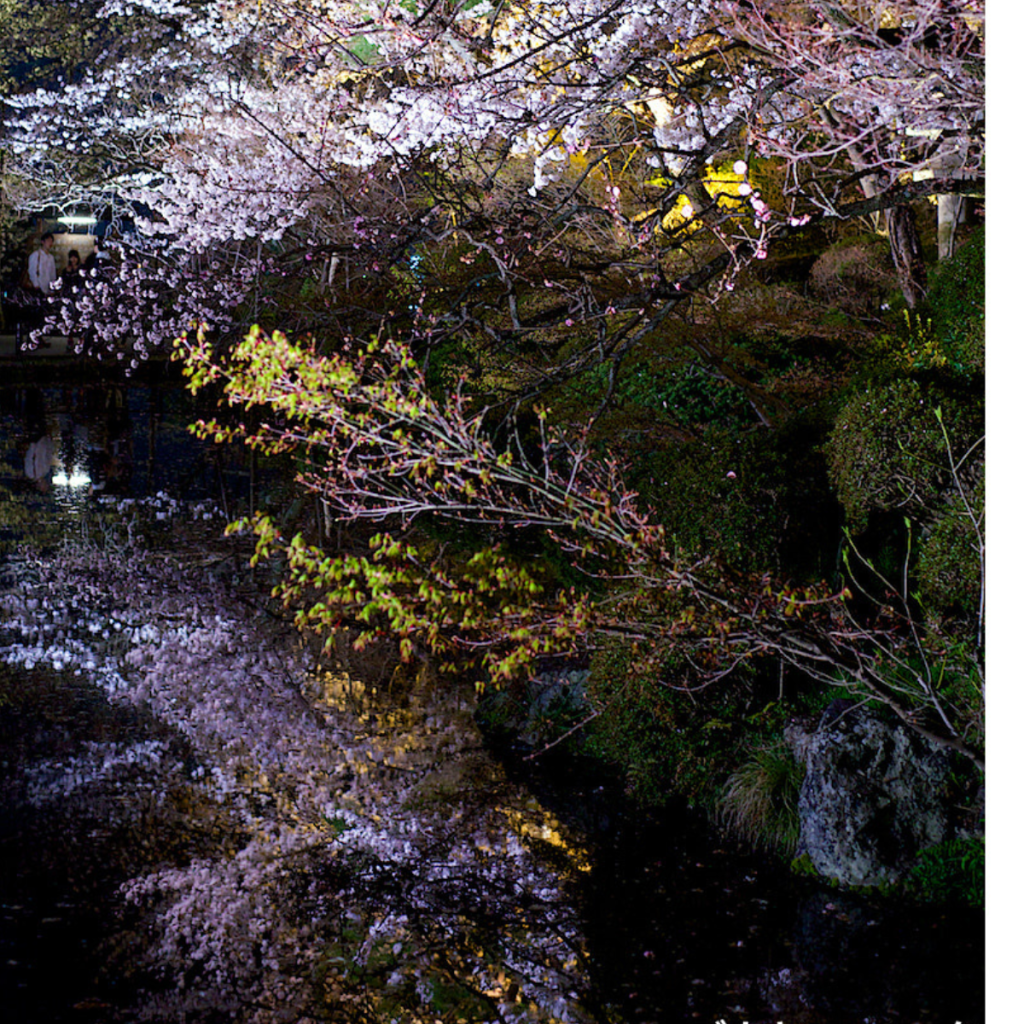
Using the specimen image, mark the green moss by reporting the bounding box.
[790,852,820,878]
[903,837,984,908]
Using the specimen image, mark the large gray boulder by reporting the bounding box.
[796,700,951,886]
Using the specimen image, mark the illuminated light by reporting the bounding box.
[53,467,92,488]
[57,215,99,227]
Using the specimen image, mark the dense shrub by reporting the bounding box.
[825,378,982,534]
[632,414,839,578]
[580,641,697,806]
[617,358,757,430]
[904,837,984,908]
[927,230,984,374]
[581,641,798,808]
[918,489,984,615]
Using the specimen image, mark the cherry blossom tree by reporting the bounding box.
[723,0,984,300]
[1,0,983,357]
[0,1,985,769]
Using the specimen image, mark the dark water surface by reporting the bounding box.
[0,363,985,1023]
[503,755,984,1024]
[0,362,252,516]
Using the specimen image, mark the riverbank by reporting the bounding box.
[0,514,984,1024]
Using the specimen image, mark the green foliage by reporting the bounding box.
[581,640,799,808]
[631,414,838,577]
[717,745,805,857]
[825,379,982,534]
[927,230,985,375]
[918,490,984,614]
[578,642,696,805]
[893,312,951,373]
[904,837,984,908]
[239,513,586,683]
[934,660,984,745]
[790,852,820,878]
[422,337,474,395]
[602,357,756,430]
[832,526,984,750]
[178,324,706,688]
[0,0,110,93]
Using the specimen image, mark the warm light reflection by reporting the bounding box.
[504,805,592,874]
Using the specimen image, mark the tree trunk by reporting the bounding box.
[937,192,964,262]
[884,203,927,309]
[934,152,967,262]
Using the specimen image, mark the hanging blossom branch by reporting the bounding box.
[175,323,704,679]
[175,323,815,681]
[34,242,255,365]
[185,322,981,764]
[180,324,671,563]
[171,324,984,775]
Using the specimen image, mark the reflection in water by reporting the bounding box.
[0,372,985,1024]
[1,539,602,1023]
[53,466,91,488]
[2,383,133,500]
[23,430,54,489]
[0,372,255,559]
[1,532,984,1024]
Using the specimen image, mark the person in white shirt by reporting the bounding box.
[27,232,57,295]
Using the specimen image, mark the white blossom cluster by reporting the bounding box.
[2,1,982,364]
[95,491,222,522]
[38,243,253,364]
[0,0,752,359]
[5,0,739,246]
